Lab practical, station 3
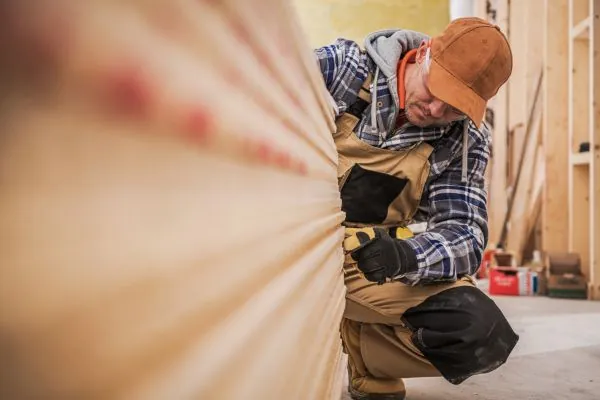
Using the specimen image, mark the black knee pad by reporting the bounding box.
[401,286,519,384]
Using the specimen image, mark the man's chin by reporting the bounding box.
[406,114,448,128]
[406,113,429,128]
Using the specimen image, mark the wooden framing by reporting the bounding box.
[477,0,600,300]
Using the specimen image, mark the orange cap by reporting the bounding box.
[428,17,513,126]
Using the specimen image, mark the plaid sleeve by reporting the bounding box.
[314,41,344,90]
[400,123,491,285]
[313,39,366,110]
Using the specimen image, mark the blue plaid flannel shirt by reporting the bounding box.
[316,39,491,284]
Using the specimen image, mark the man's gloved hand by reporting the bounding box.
[343,227,415,284]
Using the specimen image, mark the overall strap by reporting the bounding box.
[346,72,372,118]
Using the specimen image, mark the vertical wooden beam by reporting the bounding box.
[508,0,528,186]
[505,0,546,258]
[488,0,509,245]
[568,0,591,281]
[527,0,545,109]
[542,0,569,253]
[590,0,600,299]
[573,0,591,24]
[505,82,544,262]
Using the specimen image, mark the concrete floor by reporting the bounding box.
[341,282,600,400]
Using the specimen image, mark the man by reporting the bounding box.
[315,17,519,399]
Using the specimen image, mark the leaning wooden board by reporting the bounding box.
[0,1,345,398]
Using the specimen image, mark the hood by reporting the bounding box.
[364,29,429,78]
[362,29,429,137]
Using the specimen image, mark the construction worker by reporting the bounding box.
[314,18,519,399]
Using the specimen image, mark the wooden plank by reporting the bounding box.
[571,152,592,165]
[573,0,591,25]
[0,1,348,397]
[506,90,544,262]
[571,15,591,39]
[498,72,544,252]
[570,166,591,279]
[508,0,528,186]
[523,178,544,260]
[571,39,591,150]
[542,0,570,254]
[590,0,600,299]
[527,0,546,113]
[488,0,510,245]
[568,0,591,286]
[524,143,545,249]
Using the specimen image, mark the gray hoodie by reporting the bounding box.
[363,29,429,134]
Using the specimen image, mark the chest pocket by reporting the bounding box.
[340,164,408,224]
[334,113,433,228]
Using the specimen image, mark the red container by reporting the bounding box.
[489,267,519,296]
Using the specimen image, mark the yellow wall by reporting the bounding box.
[293,0,450,48]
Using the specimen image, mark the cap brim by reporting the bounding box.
[428,60,486,127]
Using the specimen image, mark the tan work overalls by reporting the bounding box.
[335,75,476,395]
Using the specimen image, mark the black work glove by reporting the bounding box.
[343,227,416,284]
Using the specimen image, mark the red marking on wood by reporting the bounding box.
[274,151,291,169]
[108,68,152,117]
[256,141,273,163]
[241,137,307,175]
[184,108,213,145]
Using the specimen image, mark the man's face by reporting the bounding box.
[404,46,466,128]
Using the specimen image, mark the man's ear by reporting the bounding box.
[415,41,428,63]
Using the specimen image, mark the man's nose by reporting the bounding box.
[428,99,447,118]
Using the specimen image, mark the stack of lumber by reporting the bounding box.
[0,1,346,398]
